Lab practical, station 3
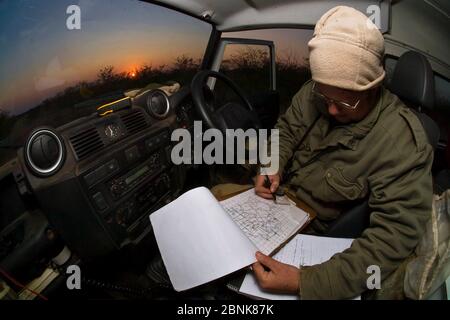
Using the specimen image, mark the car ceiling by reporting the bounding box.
[148,0,386,31]
[422,0,450,18]
[146,0,449,78]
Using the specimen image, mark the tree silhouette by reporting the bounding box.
[97,65,117,83]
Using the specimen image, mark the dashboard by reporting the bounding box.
[1,86,196,261]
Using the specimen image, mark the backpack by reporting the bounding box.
[404,190,450,299]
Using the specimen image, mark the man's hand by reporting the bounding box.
[255,173,280,199]
[252,251,300,294]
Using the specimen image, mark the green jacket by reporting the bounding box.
[274,80,433,299]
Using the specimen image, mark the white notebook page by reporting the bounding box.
[150,187,258,291]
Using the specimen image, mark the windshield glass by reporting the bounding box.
[0,0,211,166]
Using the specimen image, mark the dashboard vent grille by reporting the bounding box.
[120,111,148,135]
[69,127,104,160]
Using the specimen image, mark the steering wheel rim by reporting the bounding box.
[191,70,260,130]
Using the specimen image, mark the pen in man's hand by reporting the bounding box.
[264,175,277,203]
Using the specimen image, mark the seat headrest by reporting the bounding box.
[388,51,435,110]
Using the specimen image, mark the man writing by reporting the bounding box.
[252,6,433,299]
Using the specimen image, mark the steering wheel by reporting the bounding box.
[191,70,262,132]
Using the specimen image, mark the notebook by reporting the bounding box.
[150,187,311,291]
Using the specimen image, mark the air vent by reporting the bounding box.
[146,89,170,119]
[120,111,148,135]
[69,127,104,160]
[24,128,65,177]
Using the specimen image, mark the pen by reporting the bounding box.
[264,175,276,203]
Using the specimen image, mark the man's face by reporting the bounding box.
[314,83,372,124]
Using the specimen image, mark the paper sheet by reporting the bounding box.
[150,187,258,291]
[220,189,310,255]
[239,234,355,300]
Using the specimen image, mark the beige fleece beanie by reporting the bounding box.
[308,6,385,91]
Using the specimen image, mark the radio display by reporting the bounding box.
[125,165,149,186]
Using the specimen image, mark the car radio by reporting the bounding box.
[108,149,166,199]
[78,127,177,245]
[107,172,172,237]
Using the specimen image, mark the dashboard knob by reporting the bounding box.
[110,182,122,195]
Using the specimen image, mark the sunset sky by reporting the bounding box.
[0,0,312,116]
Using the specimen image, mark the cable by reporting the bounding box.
[82,276,172,298]
[0,266,48,301]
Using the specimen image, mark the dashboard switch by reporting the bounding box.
[92,192,108,211]
[96,165,108,180]
[106,159,119,173]
[125,146,140,163]
[84,171,98,187]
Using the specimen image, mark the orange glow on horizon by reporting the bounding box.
[127,66,138,78]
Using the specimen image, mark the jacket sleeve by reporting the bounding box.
[299,129,433,299]
[264,80,319,175]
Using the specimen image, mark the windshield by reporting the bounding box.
[0,0,211,167]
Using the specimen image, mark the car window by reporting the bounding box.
[222,29,313,114]
[212,43,272,109]
[0,0,211,167]
[220,43,272,95]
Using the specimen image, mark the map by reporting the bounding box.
[220,189,308,255]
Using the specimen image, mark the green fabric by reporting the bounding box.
[274,80,433,299]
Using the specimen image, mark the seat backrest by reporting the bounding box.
[388,51,440,150]
[326,200,370,238]
[410,109,440,150]
[388,51,435,111]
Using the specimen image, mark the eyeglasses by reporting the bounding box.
[312,82,360,110]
